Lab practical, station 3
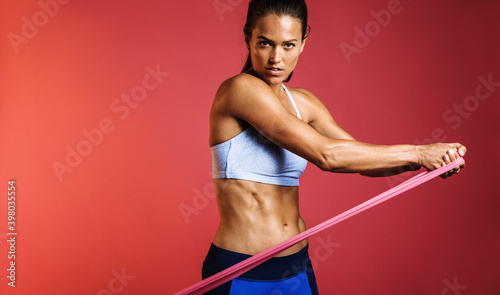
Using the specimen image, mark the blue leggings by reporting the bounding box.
[202,244,319,294]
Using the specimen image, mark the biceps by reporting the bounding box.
[223,80,334,164]
[234,101,330,166]
[310,116,355,141]
[257,114,332,166]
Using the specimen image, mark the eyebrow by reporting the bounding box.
[257,36,299,43]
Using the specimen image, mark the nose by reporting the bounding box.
[270,47,281,64]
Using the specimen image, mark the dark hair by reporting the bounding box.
[241,0,310,82]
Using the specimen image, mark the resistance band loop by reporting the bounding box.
[174,157,464,295]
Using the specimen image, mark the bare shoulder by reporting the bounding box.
[209,74,279,146]
[285,86,329,123]
[287,87,320,103]
[216,74,270,98]
[286,86,354,140]
[212,74,280,116]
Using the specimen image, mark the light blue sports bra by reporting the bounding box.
[211,84,308,186]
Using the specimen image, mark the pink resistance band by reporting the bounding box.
[174,157,464,295]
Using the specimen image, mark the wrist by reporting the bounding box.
[404,164,420,171]
[413,145,424,166]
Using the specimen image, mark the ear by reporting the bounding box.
[299,38,307,54]
[245,36,250,50]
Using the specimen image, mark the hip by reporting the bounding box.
[202,243,319,295]
[213,217,307,256]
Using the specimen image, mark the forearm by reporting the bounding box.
[317,140,420,173]
[358,164,420,177]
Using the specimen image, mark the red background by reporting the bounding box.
[1,0,499,294]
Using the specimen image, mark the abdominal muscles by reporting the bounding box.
[212,179,308,256]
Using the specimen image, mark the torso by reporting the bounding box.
[212,179,307,256]
[209,74,311,256]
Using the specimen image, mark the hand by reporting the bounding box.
[440,144,466,179]
[417,143,466,179]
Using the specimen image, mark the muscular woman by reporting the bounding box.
[202,1,466,294]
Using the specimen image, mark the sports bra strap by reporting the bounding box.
[282,84,302,120]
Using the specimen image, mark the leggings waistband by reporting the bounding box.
[203,243,312,281]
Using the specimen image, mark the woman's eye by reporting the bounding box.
[259,41,270,46]
[284,43,295,49]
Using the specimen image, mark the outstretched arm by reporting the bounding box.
[292,87,466,177]
[214,75,466,176]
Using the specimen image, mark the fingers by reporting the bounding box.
[450,143,466,170]
[422,142,467,179]
[440,149,454,179]
[448,149,460,174]
[449,143,467,157]
[440,148,463,179]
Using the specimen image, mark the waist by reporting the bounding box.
[213,179,307,256]
[213,223,308,257]
[203,243,311,280]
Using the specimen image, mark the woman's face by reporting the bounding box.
[247,14,306,86]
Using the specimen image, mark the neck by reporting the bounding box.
[269,83,283,96]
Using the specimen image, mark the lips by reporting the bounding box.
[265,67,283,76]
